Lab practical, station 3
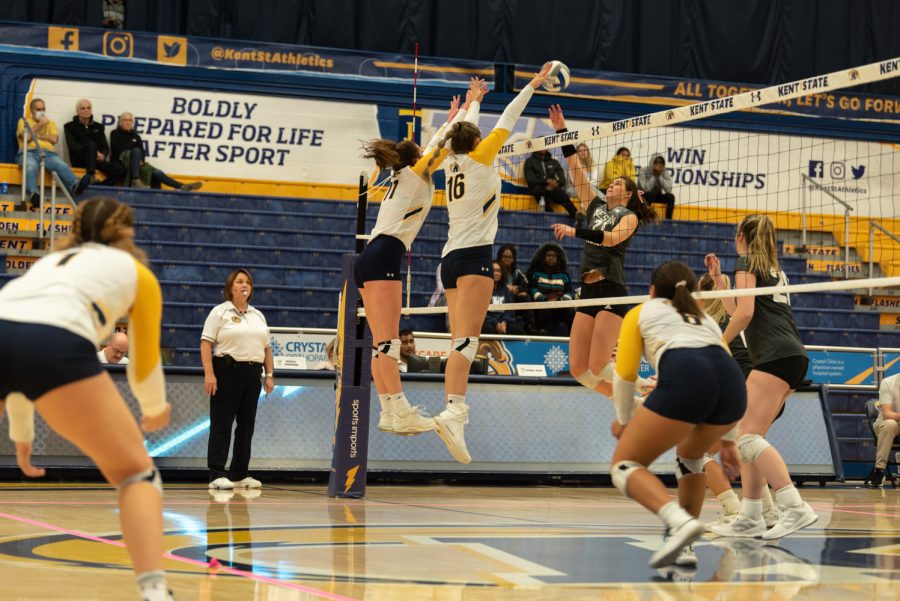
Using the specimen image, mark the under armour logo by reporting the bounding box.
[750,90,761,102]
[386,273,395,277]
[481,267,490,272]
[603,305,612,310]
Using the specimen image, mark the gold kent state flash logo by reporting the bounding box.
[231,316,242,323]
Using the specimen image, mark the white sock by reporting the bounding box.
[717,490,741,515]
[378,393,391,412]
[657,501,693,530]
[761,483,776,511]
[741,498,763,520]
[447,394,468,412]
[136,570,166,593]
[389,392,410,412]
[774,484,803,508]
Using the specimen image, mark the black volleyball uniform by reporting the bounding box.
[735,255,808,389]
[577,196,636,318]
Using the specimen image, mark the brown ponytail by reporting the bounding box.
[361,139,419,171]
[54,197,147,264]
[738,214,779,275]
[651,260,703,319]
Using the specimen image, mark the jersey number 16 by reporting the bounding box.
[447,174,466,202]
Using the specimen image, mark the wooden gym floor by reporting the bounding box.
[0,483,896,600]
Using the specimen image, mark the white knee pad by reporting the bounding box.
[118,465,163,496]
[373,338,401,361]
[737,434,772,463]
[675,455,707,480]
[611,460,644,497]
[574,370,601,389]
[450,336,478,363]
[702,453,717,468]
[6,393,35,443]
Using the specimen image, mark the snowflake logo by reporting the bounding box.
[270,339,284,356]
[544,345,569,374]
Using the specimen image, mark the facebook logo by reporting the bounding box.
[808,160,824,178]
[60,31,75,49]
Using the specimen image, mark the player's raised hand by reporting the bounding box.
[548,104,566,130]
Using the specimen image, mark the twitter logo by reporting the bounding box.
[157,35,187,65]
[851,165,865,179]
[163,41,181,58]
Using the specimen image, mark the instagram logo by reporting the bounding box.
[103,31,133,57]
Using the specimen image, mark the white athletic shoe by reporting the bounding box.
[232,476,262,489]
[649,518,705,568]
[208,477,234,490]
[708,512,766,538]
[762,506,782,529]
[656,564,697,583]
[674,543,698,567]
[391,405,435,435]
[377,411,395,432]
[705,511,738,532]
[761,502,817,540]
[434,405,471,464]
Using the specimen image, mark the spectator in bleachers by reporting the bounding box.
[201,268,274,491]
[102,0,125,28]
[566,143,602,201]
[496,244,529,302]
[599,146,636,192]
[483,261,526,335]
[523,149,579,221]
[98,331,130,364]
[15,98,91,211]
[110,112,203,191]
[637,153,675,219]
[526,243,574,336]
[64,99,125,186]
[866,372,900,488]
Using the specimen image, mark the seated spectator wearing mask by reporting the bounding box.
[110,112,203,191]
[98,331,130,364]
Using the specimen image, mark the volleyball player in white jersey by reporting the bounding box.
[547,104,658,404]
[356,79,487,436]
[0,198,175,601]
[610,261,746,569]
[428,62,552,463]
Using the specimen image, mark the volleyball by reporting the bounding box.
[543,60,571,92]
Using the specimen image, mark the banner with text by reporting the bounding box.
[421,107,899,218]
[513,65,900,123]
[1,22,492,85]
[32,79,380,184]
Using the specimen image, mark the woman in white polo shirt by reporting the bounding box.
[201,268,274,490]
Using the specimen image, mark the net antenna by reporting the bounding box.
[406,41,420,311]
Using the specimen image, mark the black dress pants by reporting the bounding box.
[208,356,262,482]
[72,140,125,184]
[644,189,675,219]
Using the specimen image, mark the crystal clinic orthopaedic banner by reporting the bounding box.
[30,79,380,184]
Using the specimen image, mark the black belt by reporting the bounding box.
[215,355,263,368]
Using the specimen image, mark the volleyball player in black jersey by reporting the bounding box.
[547,104,658,403]
[705,215,817,539]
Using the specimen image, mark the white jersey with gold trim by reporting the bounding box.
[369,166,434,250]
[631,297,726,372]
[0,244,137,346]
[441,154,501,256]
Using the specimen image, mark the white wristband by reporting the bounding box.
[265,373,273,378]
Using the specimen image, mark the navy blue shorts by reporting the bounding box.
[643,346,747,425]
[353,235,406,288]
[754,355,809,390]
[0,320,103,401]
[441,245,493,289]
[578,281,630,318]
